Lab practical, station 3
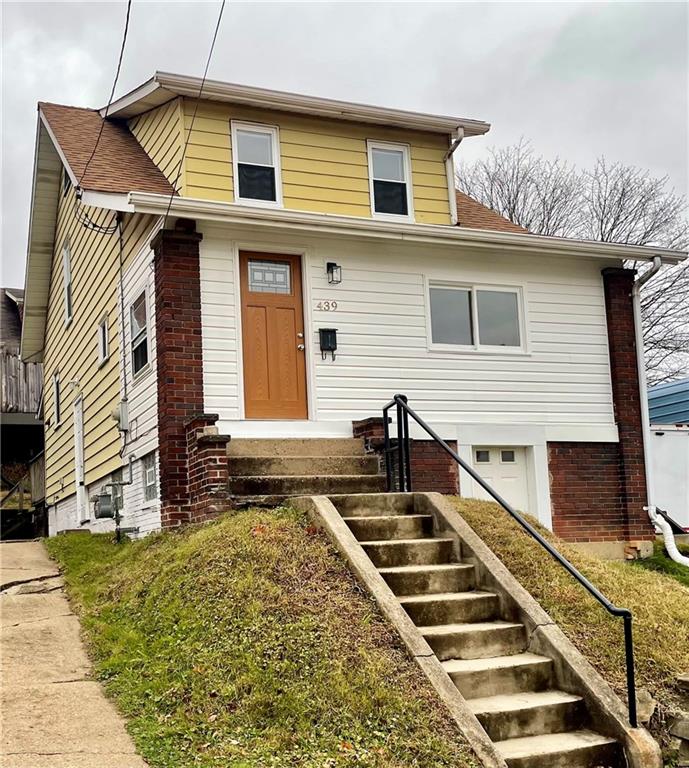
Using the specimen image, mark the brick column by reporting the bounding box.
[352,417,459,494]
[601,267,651,542]
[152,219,204,528]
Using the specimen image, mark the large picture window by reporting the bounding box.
[231,121,282,205]
[428,283,524,351]
[368,141,413,219]
[130,291,148,376]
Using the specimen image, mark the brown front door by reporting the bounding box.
[240,251,308,419]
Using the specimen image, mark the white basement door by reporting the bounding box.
[471,446,529,513]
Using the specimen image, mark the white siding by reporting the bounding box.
[199,226,617,435]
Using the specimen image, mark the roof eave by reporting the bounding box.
[128,191,688,265]
[103,71,491,136]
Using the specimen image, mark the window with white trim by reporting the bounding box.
[142,453,158,502]
[368,141,413,218]
[52,373,61,427]
[130,291,148,377]
[231,122,281,205]
[62,242,73,324]
[97,315,109,364]
[428,283,523,351]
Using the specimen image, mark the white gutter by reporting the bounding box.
[104,71,492,136]
[633,255,662,507]
[128,191,688,264]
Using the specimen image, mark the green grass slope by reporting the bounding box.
[452,497,689,760]
[46,508,478,768]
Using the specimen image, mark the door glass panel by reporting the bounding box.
[248,259,291,294]
[475,449,490,463]
[501,449,516,463]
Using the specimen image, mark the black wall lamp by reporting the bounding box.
[319,328,338,360]
[326,262,342,284]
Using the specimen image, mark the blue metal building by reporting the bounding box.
[648,377,689,425]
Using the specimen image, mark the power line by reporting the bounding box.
[77,0,133,190]
[163,0,226,225]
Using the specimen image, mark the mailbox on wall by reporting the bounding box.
[319,328,338,360]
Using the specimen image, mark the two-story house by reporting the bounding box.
[21,72,686,555]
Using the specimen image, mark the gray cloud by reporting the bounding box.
[2,1,687,288]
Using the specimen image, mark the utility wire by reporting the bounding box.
[163,0,226,226]
[77,0,133,190]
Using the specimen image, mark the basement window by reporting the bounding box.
[142,453,158,501]
[231,121,282,206]
[428,283,524,352]
[130,291,149,377]
[368,141,413,219]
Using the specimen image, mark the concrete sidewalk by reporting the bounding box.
[1,540,147,768]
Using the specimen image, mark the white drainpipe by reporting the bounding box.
[631,255,661,506]
[631,256,688,566]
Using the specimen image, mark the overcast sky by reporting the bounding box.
[2,0,687,288]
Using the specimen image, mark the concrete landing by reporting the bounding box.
[0,541,147,768]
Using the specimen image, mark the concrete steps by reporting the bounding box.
[331,493,626,768]
[226,438,385,504]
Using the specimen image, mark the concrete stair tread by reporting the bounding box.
[227,438,366,457]
[494,729,617,759]
[399,591,494,604]
[236,474,379,480]
[342,514,432,522]
[377,563,473,574]
[420,621,525,637]
[359,537,455,546]
[469,690,582,715]
[441,652,551,674]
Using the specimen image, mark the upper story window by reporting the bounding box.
[97,315,109,365]
[367,141,413,220]
[52,373,61,427]
[62,242,73,324]
[130,291,149,377]
[62,167,71,197]
[231,121,282,206]
[428,283,524,352]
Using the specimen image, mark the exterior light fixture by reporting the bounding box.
[326,262,342,284]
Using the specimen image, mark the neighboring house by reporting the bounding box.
[648,378,689,530]
[1,287,44,537]
[20,72,687,555]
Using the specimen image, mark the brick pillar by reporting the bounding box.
[152,219,204,528]
[601,267,651,542]
[352,417,459,494]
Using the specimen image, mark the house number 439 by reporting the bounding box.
[316,300,338,311]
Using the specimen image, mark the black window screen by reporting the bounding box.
[238,164,276,202]
[373,180,408,215]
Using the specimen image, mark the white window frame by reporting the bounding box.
[97,314,109,366]
[52,373,61,428]
[62,242,73,325]
[426,280,527,354]
[142,453,158,502]
[130,290,149,379]
[367,140,414,222]
[231,120,283,208]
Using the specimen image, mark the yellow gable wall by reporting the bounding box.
[43,183,156,504]
[128,97,453,225]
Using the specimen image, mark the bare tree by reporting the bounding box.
[458,142,689,383]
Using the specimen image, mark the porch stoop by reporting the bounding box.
[226,438,386,506]
[293,492,661,768]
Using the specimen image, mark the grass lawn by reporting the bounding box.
[46,508,479,768]
[630,539,689,589]
[451,497,689,761]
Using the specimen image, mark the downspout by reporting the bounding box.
[631,255,688,564]
[632,255,661,506]
[445,128,464,226]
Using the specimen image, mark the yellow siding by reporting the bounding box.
[43,187,155,504]
[178,99,452,224]
[128,98,184,190]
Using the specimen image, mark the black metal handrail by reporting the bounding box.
[383,393,639,728]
